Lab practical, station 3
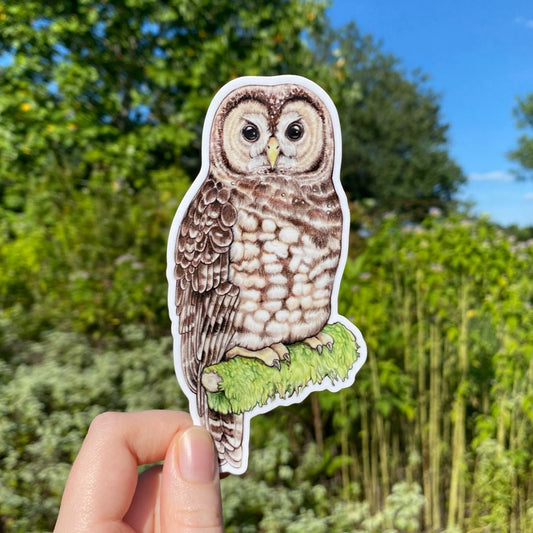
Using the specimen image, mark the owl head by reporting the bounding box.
[204,76,341,184]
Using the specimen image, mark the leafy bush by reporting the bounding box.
[222,430,424,532]
[0,326,185,531]
[2,214,532,532]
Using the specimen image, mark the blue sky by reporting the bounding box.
[328,0,533,227]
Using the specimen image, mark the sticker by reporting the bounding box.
[167,75,367,475]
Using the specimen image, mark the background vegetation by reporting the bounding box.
[1,1,532,531]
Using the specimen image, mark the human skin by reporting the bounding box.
[54,410,223,533]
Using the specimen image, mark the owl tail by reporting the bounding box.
[197,387,244,470]
[208,408,244,470]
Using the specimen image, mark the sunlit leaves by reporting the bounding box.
[0,0,327,338]
[1,1,532,530]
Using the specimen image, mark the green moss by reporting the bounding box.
[203,322,360,414]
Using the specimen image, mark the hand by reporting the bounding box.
[54,410,223,533]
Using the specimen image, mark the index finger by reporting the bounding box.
[54,410,194,532]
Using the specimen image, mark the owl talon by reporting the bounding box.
[302,332,335,354]
[226,342,290,369]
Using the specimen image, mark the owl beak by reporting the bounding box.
[266,136,280,169]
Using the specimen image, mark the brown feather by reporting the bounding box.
[174,176,243,466]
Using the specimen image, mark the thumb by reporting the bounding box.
[160,425,223,532]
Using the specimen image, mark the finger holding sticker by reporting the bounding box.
[167,75,367,475]
[54,410,223,533]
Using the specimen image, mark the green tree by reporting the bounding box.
[0,0,326,203]
[509,92,533,179]
[309,23,465,218]
[0,0,326,338]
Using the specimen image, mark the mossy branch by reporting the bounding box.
[202,322,360,415]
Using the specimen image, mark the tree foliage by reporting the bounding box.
[309,23,465,218]
[0,0,466,341]
[0,0,325,200]
[2,2,522,532]
[0,0,326,338]
[509,92,533,179]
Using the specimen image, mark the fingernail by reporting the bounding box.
[177,426,217,483]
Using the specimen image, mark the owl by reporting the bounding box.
[168,75,350,473]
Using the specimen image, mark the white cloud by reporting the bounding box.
[468,170,514,182]
[524,192,533,200]
[515,16,533,29]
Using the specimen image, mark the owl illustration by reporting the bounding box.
[167,75,365,474]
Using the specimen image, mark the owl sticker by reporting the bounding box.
[167,75,367,475]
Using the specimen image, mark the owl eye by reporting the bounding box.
[242,124,260,142]
[285,121,304,141]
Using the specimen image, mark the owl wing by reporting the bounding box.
[174,177,239,402]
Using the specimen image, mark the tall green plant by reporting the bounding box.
[334,214,533,531]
